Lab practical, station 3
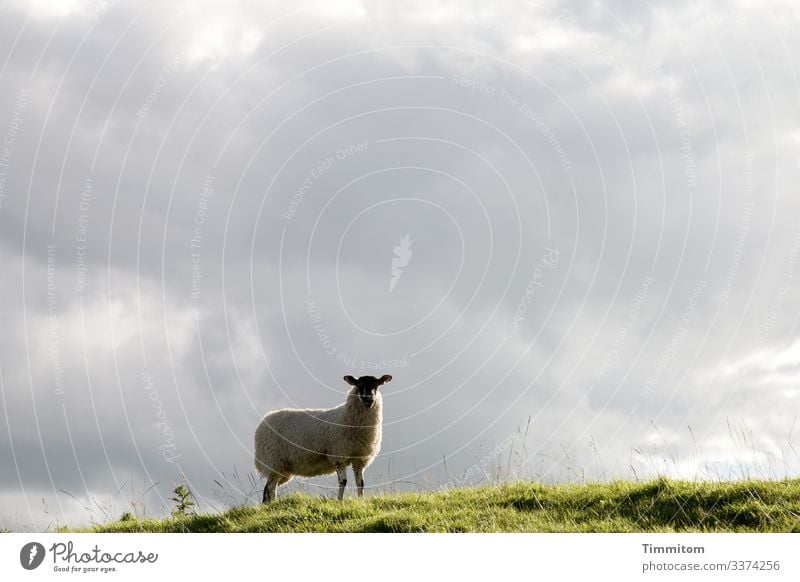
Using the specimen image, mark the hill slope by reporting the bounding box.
[85,478,800,533]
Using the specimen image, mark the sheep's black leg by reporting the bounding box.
[353,464,365,497]
[335,464,347,501]
[262,477,277,504]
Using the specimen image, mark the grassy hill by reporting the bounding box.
[79,478,800,533]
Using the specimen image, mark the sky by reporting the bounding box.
[0,0,799,531]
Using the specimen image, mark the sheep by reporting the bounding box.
[254,374,392,504]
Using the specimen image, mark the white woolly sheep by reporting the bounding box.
[254,374,392,504]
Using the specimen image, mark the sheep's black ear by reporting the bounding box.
[378,375,392,385]
[343,375,357,385]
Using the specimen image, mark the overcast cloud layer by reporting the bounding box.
[1,0,799,530]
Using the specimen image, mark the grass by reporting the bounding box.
[77,478,800,533]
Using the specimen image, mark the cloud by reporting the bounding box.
[1,0,799,530]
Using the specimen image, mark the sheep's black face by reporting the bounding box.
[343,375,392,408]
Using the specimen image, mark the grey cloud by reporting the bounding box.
[1,0,799,530]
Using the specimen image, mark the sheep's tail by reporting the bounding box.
[254,454,268,477]
[254,422,271,477]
